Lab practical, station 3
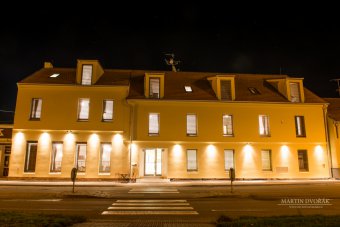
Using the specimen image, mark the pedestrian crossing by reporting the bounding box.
[102,199,198,215]
[128,187,179,194]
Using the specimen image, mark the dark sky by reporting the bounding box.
[1,4,340,122]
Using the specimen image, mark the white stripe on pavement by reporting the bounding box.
[116,200,186,203]
[112,203,190,206]
[102,211,198,215]
[108,206,193,210]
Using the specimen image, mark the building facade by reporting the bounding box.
[9,60,332,180]
[0,124,12,177]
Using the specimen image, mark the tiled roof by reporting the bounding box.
[19,68,326,103]
[324,98,340,121]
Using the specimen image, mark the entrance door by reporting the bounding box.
[144,148,162,176]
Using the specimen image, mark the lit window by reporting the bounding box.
[259,115,270,136]
[30,98,42,120]
[298,150,309,171]
[290,82,301,102]
[149,77,160,98]
[187,149,197,171]
[81,65,93,85]
[24,142,38,173]
[99,143,111,173]
[261,150,272,171]
[76,143,87,172]
[224,149,234,170]
[50,142,63,173]
[223,114,233,136]
[149,113,160,135]
[187,114,197,136]
[248,87,260,95]
[295,116,306,137]
[220,80,232,100]
[102,100,114,121]
[78,98,90,121]
[184,86,192,92]
[49,73,60,78]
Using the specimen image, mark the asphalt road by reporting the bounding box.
[1,182,340,226]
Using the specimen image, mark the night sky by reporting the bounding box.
[1,4,340,123]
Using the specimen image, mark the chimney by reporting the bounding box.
[44,62,53,68]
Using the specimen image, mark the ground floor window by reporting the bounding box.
[298,150,309,171]
[99,143,111,173]
[187,149,197,171]
[224,149,234,170]
[50,142,63,173]
[24,142,38,173]
[76,143,87,172]
[261,149,272,171]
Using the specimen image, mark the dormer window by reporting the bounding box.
[289,82,301,102]
[49,73,60,78]
[81,65,93,85]
[149,77,160,98]
[220,80,232,100]
[184,86,192,93]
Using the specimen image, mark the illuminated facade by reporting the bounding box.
[9,60,331,179]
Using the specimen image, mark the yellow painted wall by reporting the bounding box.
[327,117,340,168]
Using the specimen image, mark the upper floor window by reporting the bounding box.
[50,142,63,173]
[187,114,197,136]
[30,98,42,120]
[78,98,90,121]
[259,115,270,136]
[220,80,232,100]
[102,100,114,121]
[149,113,160,135]
[149,77,160,99]
[223,114,233,136]
[295,116,306,137]
[290,82,301,102]
[24,142,38,173]
[81,65,93,85]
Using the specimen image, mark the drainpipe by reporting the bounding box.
[128,102,135,179]
[323,104,333,178]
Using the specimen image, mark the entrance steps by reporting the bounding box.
[136,177,170,183]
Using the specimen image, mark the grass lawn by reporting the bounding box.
[0,211,86,227]
[216,215,340,227]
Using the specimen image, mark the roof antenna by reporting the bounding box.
[164,53,180,72]
[330,79,340,96]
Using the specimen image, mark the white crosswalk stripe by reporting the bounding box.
[128,187,179,194]
[101,199,198,215]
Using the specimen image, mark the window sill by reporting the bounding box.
[102,120,113,122]
[23,172,35,174]
[186,134,197,137]
[187,170,198,173]
[262,170,273,172]
[299,170,309,172]
[148,134,159,136]
[98,173,111,175]
[29,118,40,121]
[223,134,234,137]
[77,119,89,122]
[296,136,306,138]
[260,135,271,137]
[77,172,85,175]
[49,172,61,175]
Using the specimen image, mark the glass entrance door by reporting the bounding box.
[144,148,162,176]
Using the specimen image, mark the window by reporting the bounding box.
[24,142,37,173]
[149,113,160,135]
[78,98,90,121]
[224,149,234,170]
[223,114,233,136]
[187,149,197,171]
[187,114,197,136]
[248,87,260,95]
[102,100,114,121]
[290,82,301,102]
[30,98,42,120]
[49,73,60,78]
[99,143,111,173]
[81,65,92,85]
[259,115,270,136]
[295,116,306,137]
[261,150,272,171]
[184,86,192,92]
[220,80,232,100]
[50,142,63,173]
[298,150,309,171]
[149,77,160,98]
[336,125,339,139]
[76,143,87,172]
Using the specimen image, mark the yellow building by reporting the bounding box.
[0,124,12,177]
[9,60,331,180]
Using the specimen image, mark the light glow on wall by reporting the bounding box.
[113,133,123,145]
[314,145,324,161]
[173,144,182,158]
[241,144,255,170]
[280,145,290,166]
[39,132,51,150]
[207,144,217,159]
[64,132,75,150]
[130,143,138,164]
[89,133,100,151]
[13,132,25,154]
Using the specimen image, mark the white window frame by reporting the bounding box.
[148,113,160,136]
[261,149,272,171]
[224,149,234,170]
[187,114,197,136]
[223,114,233,136]
[24,142,38,173]
[99,143,111,173]
[78,98,90,121]
[102,99,114,121]
[50,142,63,173]
[187,149,197,171]
[30,98,42,120]
[75,143,87,173]
[295,116,306,137]
[298,150,309,172]
[290,82,301,103]
[149,77,160,99]
[220,80,232,100]
[81,64,93,85]
[259,115,270,136]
